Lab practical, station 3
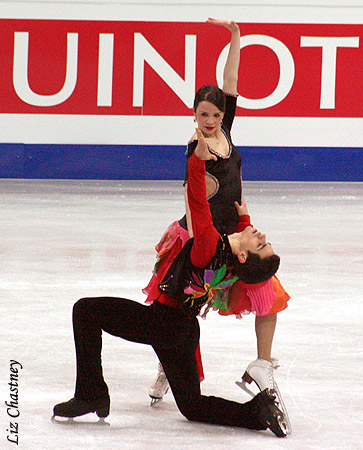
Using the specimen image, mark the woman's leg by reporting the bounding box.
[236,314,278,395]
[255,314,277,361]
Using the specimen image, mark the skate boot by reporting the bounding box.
[53,396,110,419]
[236,358,278,395]
[236,358,291,434]
[149,362,169,406]
[253,388,288,438]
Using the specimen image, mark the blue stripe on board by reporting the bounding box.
[0,143,362,181]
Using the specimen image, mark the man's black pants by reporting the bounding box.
[72,297,263,429]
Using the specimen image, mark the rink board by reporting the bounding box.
[1,143,362,181]
[0,2,362,180]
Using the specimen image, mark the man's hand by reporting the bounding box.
[234,197,249,216]
[194,128,218,161]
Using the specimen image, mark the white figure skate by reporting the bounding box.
[149,363,169,406]
[236,358,292,434]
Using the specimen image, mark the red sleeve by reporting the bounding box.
[187,153,220,268]
[235,214,252,232]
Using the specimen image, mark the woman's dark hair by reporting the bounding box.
[193,85,226,112]
[231,252,280,284]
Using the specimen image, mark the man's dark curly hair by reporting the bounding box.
[231,252,280,284]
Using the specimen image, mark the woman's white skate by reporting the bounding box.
[149,363,170,406]
[235,358,292,435]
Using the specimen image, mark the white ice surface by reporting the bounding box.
[1,179,362,450]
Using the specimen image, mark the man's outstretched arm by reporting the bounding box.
[187,129,220,268]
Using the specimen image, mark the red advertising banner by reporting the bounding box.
[0,19,362,116]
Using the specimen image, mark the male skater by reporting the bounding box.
[53,129,287,437]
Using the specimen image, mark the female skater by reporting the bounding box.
[53,128,288,438]
[144,18,290,410]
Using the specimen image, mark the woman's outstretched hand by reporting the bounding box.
[194,128,218,161]
[207,18,239,33]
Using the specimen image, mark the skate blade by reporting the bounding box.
[150,396,163,407]
[235,380,257,398]
[149,387,169,406]
[279,409,292,435]
[236,380,292,435]
[51,415,110,426]
[272,384,292,435]
[272,413,288,438]
[278,415,288,437]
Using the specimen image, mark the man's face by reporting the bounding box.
[240,226,275,259]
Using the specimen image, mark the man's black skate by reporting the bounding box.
[53,396,110,419]
[255,389,287,438]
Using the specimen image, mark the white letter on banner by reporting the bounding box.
[301,36,359,109]
[13,32,78,107]
[97,34,114,106]
[216,35,295,109]
[133,33,196,109]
